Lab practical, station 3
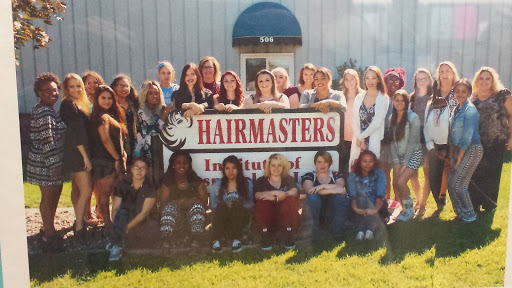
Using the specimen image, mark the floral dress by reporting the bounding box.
[359,102,376,146]
[135,106,165,184]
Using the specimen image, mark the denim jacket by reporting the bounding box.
[449,100,481,150]
[346,168,387,204]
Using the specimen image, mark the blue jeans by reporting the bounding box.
[306,193,350,240]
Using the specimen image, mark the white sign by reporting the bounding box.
[160,109,344,186]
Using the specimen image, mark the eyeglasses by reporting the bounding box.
[202,66,214,70]
[132,165,147,171]
[116,84,130,89]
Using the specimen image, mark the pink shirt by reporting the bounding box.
[344,94,355,141]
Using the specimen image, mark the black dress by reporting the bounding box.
[59,98,90,173]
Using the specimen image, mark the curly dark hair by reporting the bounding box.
[218,71,244,107]
[33,73,61,97]
[351,150,379,176]
[218,155,249,203]
[163,151,201,186]
[110,74,139,110]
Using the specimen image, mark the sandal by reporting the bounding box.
[414,206,426,218]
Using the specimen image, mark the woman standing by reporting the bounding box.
[303,151,350,242]
[254,154,298,250]
[448,79,482,222]
[172,63,214,118]
[199,56,221,95]
[209,155,254,253]
[347,150,388,240]
[89,85,127,228]
[339,69,363,176]
[284,63,317,108]
[243,69,290,113]
[470,67,512,212]
[382,68,406,200]
[299,67,347,113]
[135,80,169,186]
[388,90,422,221]
[157,61,180,106]
[111,74,138,166]
[82,71,106,222]
[213,71,245,112]
[349,66,389,168]
[424,62,460,212]
[60,73,93,238]
[26,73,66,250]
[160,151,208,248]
[410,68,434,217]
[271,67,292,94]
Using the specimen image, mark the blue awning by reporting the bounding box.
[232,2,302,46]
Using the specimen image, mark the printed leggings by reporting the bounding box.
[447,144,483,221]
[160,199,206,240]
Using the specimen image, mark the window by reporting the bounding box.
[240,53,294,93]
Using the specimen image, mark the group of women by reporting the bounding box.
[26,56,511,256]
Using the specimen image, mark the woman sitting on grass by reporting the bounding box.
[107,157,157,261]
[303,151,350,243]
[209,155,254,253]
[347,150,388,241]
[254,153,298,250]
[159,151,208,248]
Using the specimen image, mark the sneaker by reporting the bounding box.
[212,240,222,253]
[108,245,122,261]
[105,242,113,252]
[355,231,364,241]
[364,230,374,240]
[232,240,242,253]
[284,228,295,250]
[261,228,272,251]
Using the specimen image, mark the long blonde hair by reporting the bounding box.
[436,61,460,90]
[472,66,505,96]
[340,68,363,95]
[63,73,90,117]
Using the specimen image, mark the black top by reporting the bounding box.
[89,113,123,161]
[254,175,297,193]
[172,88,214,111]
[301,171,343,186]
[114,176,156,217]
[59,98,89,171]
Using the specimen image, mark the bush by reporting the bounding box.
[332,58,366,91]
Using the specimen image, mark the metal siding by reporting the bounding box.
[86,0,104,77]
[100,0,117,82]
[142,0,159,82]
[184,0,200,63]
[15,0,512,113]
[156,0,172,63]
[114,0,131,77]
[128,0,144,88]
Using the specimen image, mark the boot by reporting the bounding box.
[395,197,414,222]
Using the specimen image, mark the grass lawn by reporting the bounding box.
[26,164,510,287]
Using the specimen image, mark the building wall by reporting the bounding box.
[15,0,512,113]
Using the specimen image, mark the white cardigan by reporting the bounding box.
[348,91,390,169]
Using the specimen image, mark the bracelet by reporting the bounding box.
[115,158,121,162]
